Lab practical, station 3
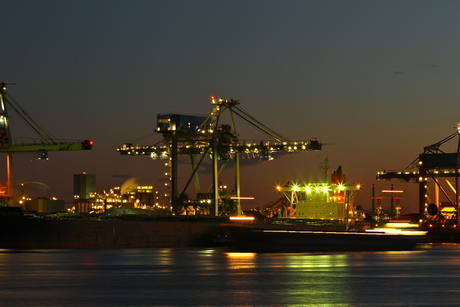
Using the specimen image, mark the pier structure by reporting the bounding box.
[377,124,460,227]
[370,184,404,218]
[117,96,322,216]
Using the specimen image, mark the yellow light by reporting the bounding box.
[230,196,255,200]
[322,186,328,192]
[229,216,255,221]
[385,222,419,228]
[365,228,427,236]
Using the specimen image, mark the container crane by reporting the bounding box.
[117,96,322,216]
[0,83,94,204]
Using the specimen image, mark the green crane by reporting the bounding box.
[0,83,93,205]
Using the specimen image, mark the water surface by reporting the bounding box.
[1,244,459,306]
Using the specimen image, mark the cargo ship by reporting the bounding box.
[213,168,428,252]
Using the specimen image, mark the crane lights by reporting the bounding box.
[82,140,94,150]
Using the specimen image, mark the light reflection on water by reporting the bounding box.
[0,244,459,306]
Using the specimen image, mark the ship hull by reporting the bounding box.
[216,225,428,252]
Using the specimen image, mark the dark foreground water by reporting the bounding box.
[1,244,460,306]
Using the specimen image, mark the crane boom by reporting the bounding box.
[0,140,93,153]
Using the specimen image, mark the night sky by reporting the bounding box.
[2,1,460,213]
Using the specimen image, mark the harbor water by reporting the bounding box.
[1,244,460,306]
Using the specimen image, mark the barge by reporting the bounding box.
[0,207,227,249]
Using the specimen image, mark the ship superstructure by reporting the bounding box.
[274,167,361,223]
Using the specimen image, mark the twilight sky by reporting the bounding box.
[2,0,460,213]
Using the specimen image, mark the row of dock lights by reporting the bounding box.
[276,184,361,192]
[377,170,457,182]
[121,140,316,158]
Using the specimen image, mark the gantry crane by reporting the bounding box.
[0,83,94,204]
[117,96,322,216]
[376,124,460,224]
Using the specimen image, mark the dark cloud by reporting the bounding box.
[392,63,439,76]
[416,63,440,68]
